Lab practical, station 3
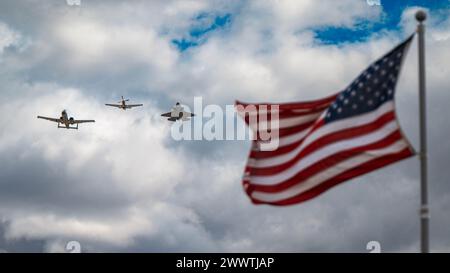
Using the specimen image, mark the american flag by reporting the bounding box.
[236,35,415,206]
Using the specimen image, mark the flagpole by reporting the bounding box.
[415,10,429,253]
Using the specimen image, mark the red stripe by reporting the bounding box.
[240,108,326,124]
[249,111,396,171]
[247,130,404,193]
[235,94,337,111]
[249,123,315,157]
[249,120,318,144]
[249,147,413,205]
[276,120,317,137]
[250,139,306,159]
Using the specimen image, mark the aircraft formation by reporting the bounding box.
[37,97,194,130]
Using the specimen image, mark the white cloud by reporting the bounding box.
[53,19,177,71]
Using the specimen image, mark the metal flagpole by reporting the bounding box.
[415,10,429,253]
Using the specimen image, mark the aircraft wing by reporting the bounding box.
[161,112,172,117]
[72,119,95,124]
[37,116,60,123]
[125,104,143,108]
[105,104,121,108]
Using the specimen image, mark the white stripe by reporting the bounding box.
[266,111,325,148]
[248,101,395,167]
[250,128,312,151]
[276,127,311,147]
[249,111,322,132]
[250,140,409,202]
[302,102,394,149]
[291,109,322,113]
[249,120,400,185]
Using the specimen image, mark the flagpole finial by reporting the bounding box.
[415,10,427,22]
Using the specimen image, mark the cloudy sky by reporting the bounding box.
[0,0,449,253]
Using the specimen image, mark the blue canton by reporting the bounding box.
[325,35,413,123]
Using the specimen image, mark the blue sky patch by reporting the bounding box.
[172,13,232,51]
[314,0,450,45]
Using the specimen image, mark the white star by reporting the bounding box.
[374,64,380,71]
[366,87,371,93]
[337,108,342,113]
[382,83,387,89]
[388,89,393,95]
[389,61,394,67]
[381,95,385,100]
[358,82,364,88]
[359,95,364,101]
[332,103,338,109]
[352,104,358,110]
[344,99,349,105]
[381,70,386,75]
[373,78,379,84]
[368,100,373,106]
[366,73,372,79]
[375,91,380,97]
[395,65,400,71]
[397,52,402,58]
[351,91,356,96]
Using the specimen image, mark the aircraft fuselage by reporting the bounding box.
[60,110,74,128]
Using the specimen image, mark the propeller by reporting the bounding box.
[119,96,130,103]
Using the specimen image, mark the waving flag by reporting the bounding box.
[236,35,415,206]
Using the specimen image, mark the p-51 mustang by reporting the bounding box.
[105,96,143,110]
[161,102,195,121]
[37,110,95,129]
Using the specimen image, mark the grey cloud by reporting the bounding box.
[0,221,45,252]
